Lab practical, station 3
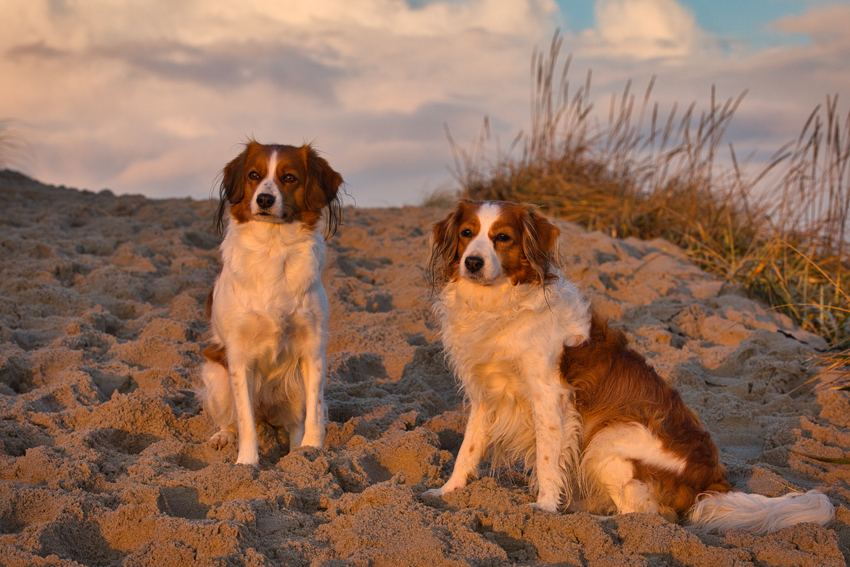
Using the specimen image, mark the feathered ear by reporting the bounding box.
[214,144,252,235]
[426,200,470,288]
[520,205,560,283]
[301,145,344,238]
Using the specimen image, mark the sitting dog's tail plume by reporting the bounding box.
[688,490,833,534]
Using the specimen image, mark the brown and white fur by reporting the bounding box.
[424,200,591,511]
[200,141,342,466]
[425,200,834,534]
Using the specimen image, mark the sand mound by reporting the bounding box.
[1,169,848,566]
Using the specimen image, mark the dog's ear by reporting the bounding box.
[427,200,470,288]
[520,205,560,283]
[215,144,252,235]
[301,145,344,238]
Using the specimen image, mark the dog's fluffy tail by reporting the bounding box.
[688,490,833,534]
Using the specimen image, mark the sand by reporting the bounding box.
[1,169,849,566]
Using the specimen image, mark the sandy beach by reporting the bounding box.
[1,169,848,566]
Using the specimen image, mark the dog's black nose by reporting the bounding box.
[465,256,484,273]
[257,193,276,209]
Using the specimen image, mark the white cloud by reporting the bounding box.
[579,0,707,60]
[771,4,850,48]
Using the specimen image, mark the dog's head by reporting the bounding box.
[215,141,343,237]
[427,200,560,288]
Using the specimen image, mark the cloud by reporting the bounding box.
[0,0,560,204]
[107,41,344,99]
[0,0,847,207]
[771,4,850,48]
[578,0,709,60]
[6,40,68,60]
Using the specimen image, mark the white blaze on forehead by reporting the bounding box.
[252,151,284,217]
[474,202,503,234]
[261,151,279,188]
[461,202,504,282]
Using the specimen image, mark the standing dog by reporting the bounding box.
[425,200,833,534]
[201,141,342,465]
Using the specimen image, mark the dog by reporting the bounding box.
[424,200,591,512]
[424,199,834,534]
[200,141,342,466]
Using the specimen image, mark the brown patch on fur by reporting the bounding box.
[202,289,226,369]
[203,343,228,370]
[426,200,478,287]
[216,143,255,231]
[299,146,344,235]
[493,203,560,285]
[215,140,343,238]
[205,289,214,321]
[560,313,734,518]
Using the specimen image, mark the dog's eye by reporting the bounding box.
[282,173,297,183]
[460,229,473,238]
[248,171,261,180]
[495,233,511,242]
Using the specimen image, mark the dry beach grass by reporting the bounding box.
[1,170,850,565]
[441,34,850,353]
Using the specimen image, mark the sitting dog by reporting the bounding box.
[425,199,833,534]
[200,141,342,465]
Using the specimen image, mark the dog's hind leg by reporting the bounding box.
[582,423,681,516]
[261,378,307,452]
[590,453,658,515]
[287,421,305,450]
[201,359,237,449]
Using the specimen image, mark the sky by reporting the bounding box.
[1,0,848,207]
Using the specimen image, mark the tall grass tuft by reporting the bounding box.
[446,33,850,348]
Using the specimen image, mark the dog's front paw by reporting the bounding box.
[300,433,324,449]
[209,429,236,450]
[422,487,448,498]
[423,479,465,499]
[236,449,259,467]
[422,473,471,498]
[564,333,588,347]
[527,500,558,513]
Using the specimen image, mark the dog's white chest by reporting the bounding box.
[435,278,592,404]
[211,221,327,357]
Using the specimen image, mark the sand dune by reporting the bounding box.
[0,170,848,566]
